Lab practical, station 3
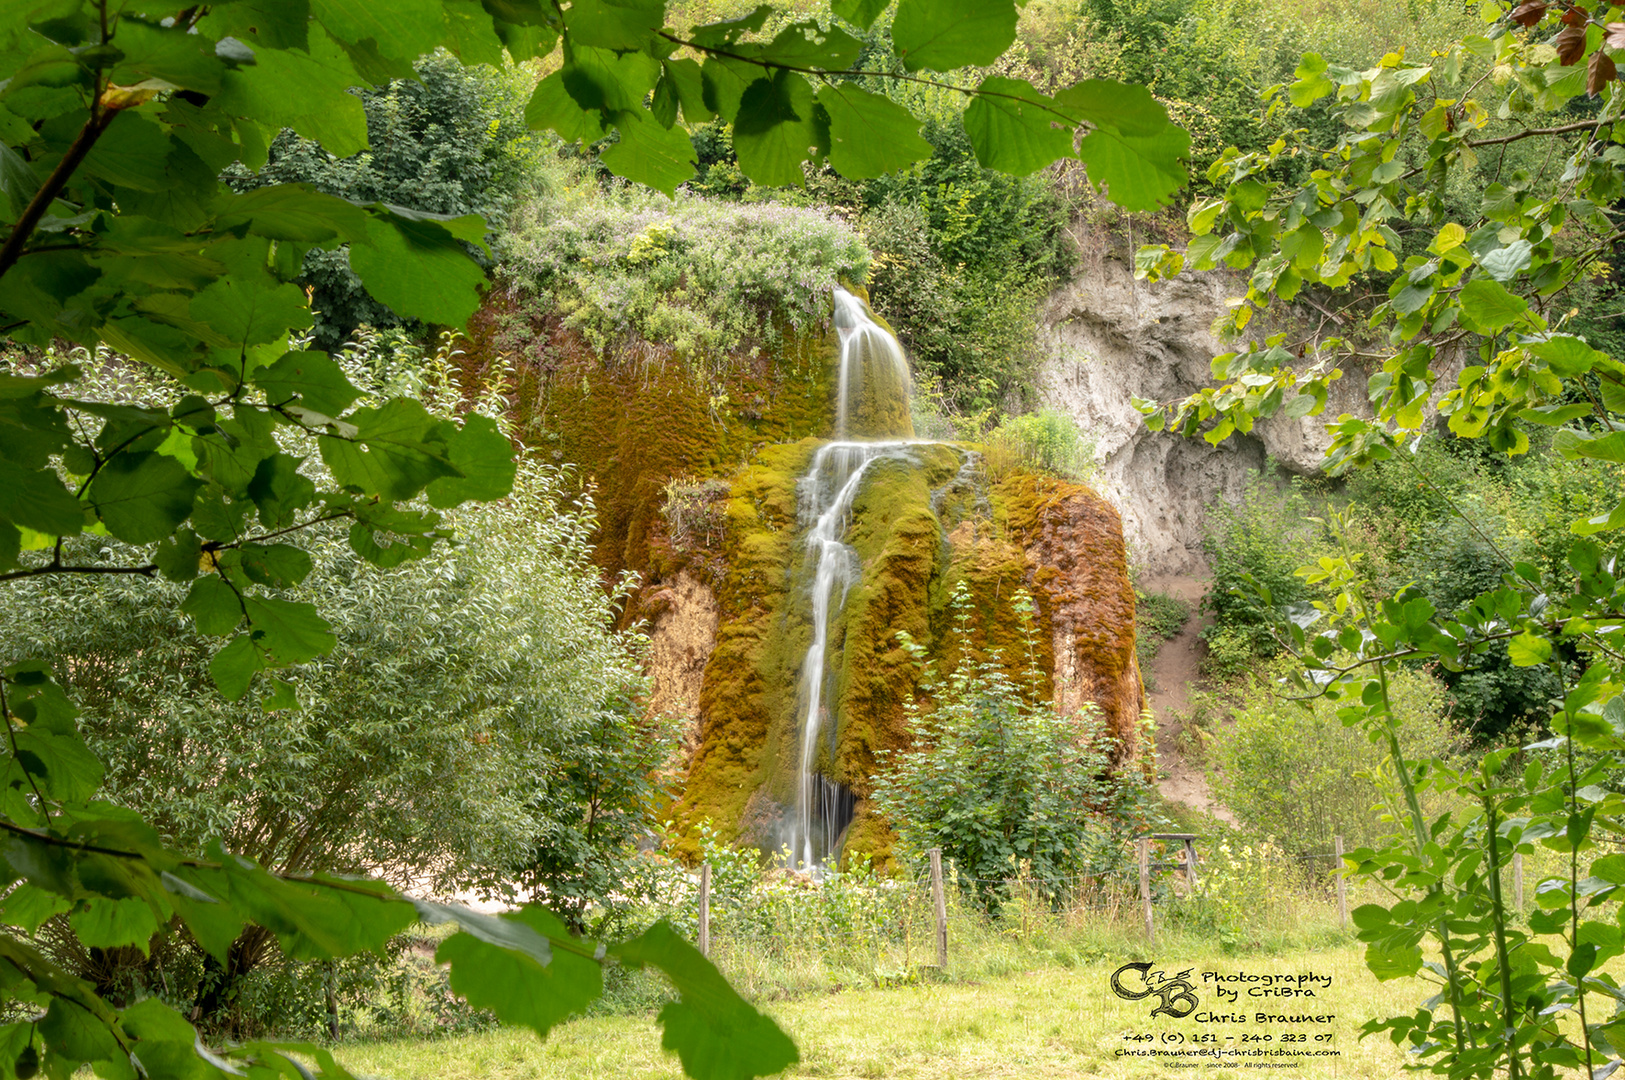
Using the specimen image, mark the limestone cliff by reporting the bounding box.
[1035,235,1372,576]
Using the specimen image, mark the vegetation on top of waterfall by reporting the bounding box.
[872,585,1157,912]
[500,158,870,361]
[980,408,1097,483]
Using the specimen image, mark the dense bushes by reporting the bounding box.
[1210,666,1462,854]
[1199,472,1320,678]
[1199,437,1625,739]
[0,339,668,1018]
[228,52,535,350]
[500,165,870,362]
[870,587,1155,911]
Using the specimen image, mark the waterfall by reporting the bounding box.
[787,288,917,869]
[832,287,913,441]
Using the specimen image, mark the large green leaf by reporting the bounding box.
[198,0,311,50]
[831,0,888,30]
[430,904,603,1037]
[526,70,610,142]
[817,84,933,180]
[213,184,371,244]
[963,77,1074,176]
[599,111,698,195]
[68,896,161,954]
[0,465,83,536]
[562,0,663,51]
[175,856,415,962]
[39,996,123,1069]
[1076,126,1189,211]
[80,112,174,193]
[732,71,824,187]
[561,42,661,114]
[892,0,1018,72]
[84,451,202,544]
[754,21,861,70]
[182,576,244,636]
[246,453,319,528]
[310,0,447,62]
[10,723,104,805]
[189,268,314,353]
[242,596,337,666]
[1459,276,1531,334]
[1056,79,1190,210]
[254,350,362,415]
[348,211,486,328]
[213,25,370,157]
[319,398,461,499]
[615,922,798,1080]
[1527,335,1605,377]
[107,17,228,96]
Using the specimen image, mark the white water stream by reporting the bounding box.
[787,289,918,869]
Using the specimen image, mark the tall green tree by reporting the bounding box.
[227,53,534,349]
[0,1,1188,1076]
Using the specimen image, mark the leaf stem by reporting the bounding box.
[1482,793,1522,1077]
[0,100,117,283]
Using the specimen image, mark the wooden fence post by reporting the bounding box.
[1182,838,1199,889]
[929,848,948,969]
[698,862,711,958]
[1513,852,1524,912]
[1138,836,1154,946]
[1334,835,1348,930]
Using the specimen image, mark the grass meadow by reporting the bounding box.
[338,939,1409,1079]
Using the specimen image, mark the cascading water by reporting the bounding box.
[832,287,913,441]
[787,289,918,869]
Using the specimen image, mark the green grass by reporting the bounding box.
[1134,589,1191,687]
[336,942,1410,1079]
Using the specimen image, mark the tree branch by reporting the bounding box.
[0,106,117,283]
[1465,118,1611,149]
[0,563,158,584]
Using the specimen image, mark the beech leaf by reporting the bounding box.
[1510,1,1549,27]
[1589,50,1617,96]
[1555,24,1586,66]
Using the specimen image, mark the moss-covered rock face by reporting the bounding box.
[461,299,836,613]
[676,439,1144,867]
[465,293,1143,869]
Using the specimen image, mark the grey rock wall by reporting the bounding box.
[1035,248,1370,576]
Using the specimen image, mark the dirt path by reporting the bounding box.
[1140,574,1233,824]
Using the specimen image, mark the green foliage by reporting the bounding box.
[870,585,1156,912]
[228,53,537,350]
[1,347,669,986]
[1211,665,1462,854]
[0,1,1193,1076]
[1199,472,1318,676]
[1133,2,1625,1073]
[1133,587,1189,681]
[1136,590,1190,641]
[501,158,870,361]
[981,408,1097,481]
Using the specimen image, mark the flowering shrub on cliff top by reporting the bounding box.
[502,172,871,362]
